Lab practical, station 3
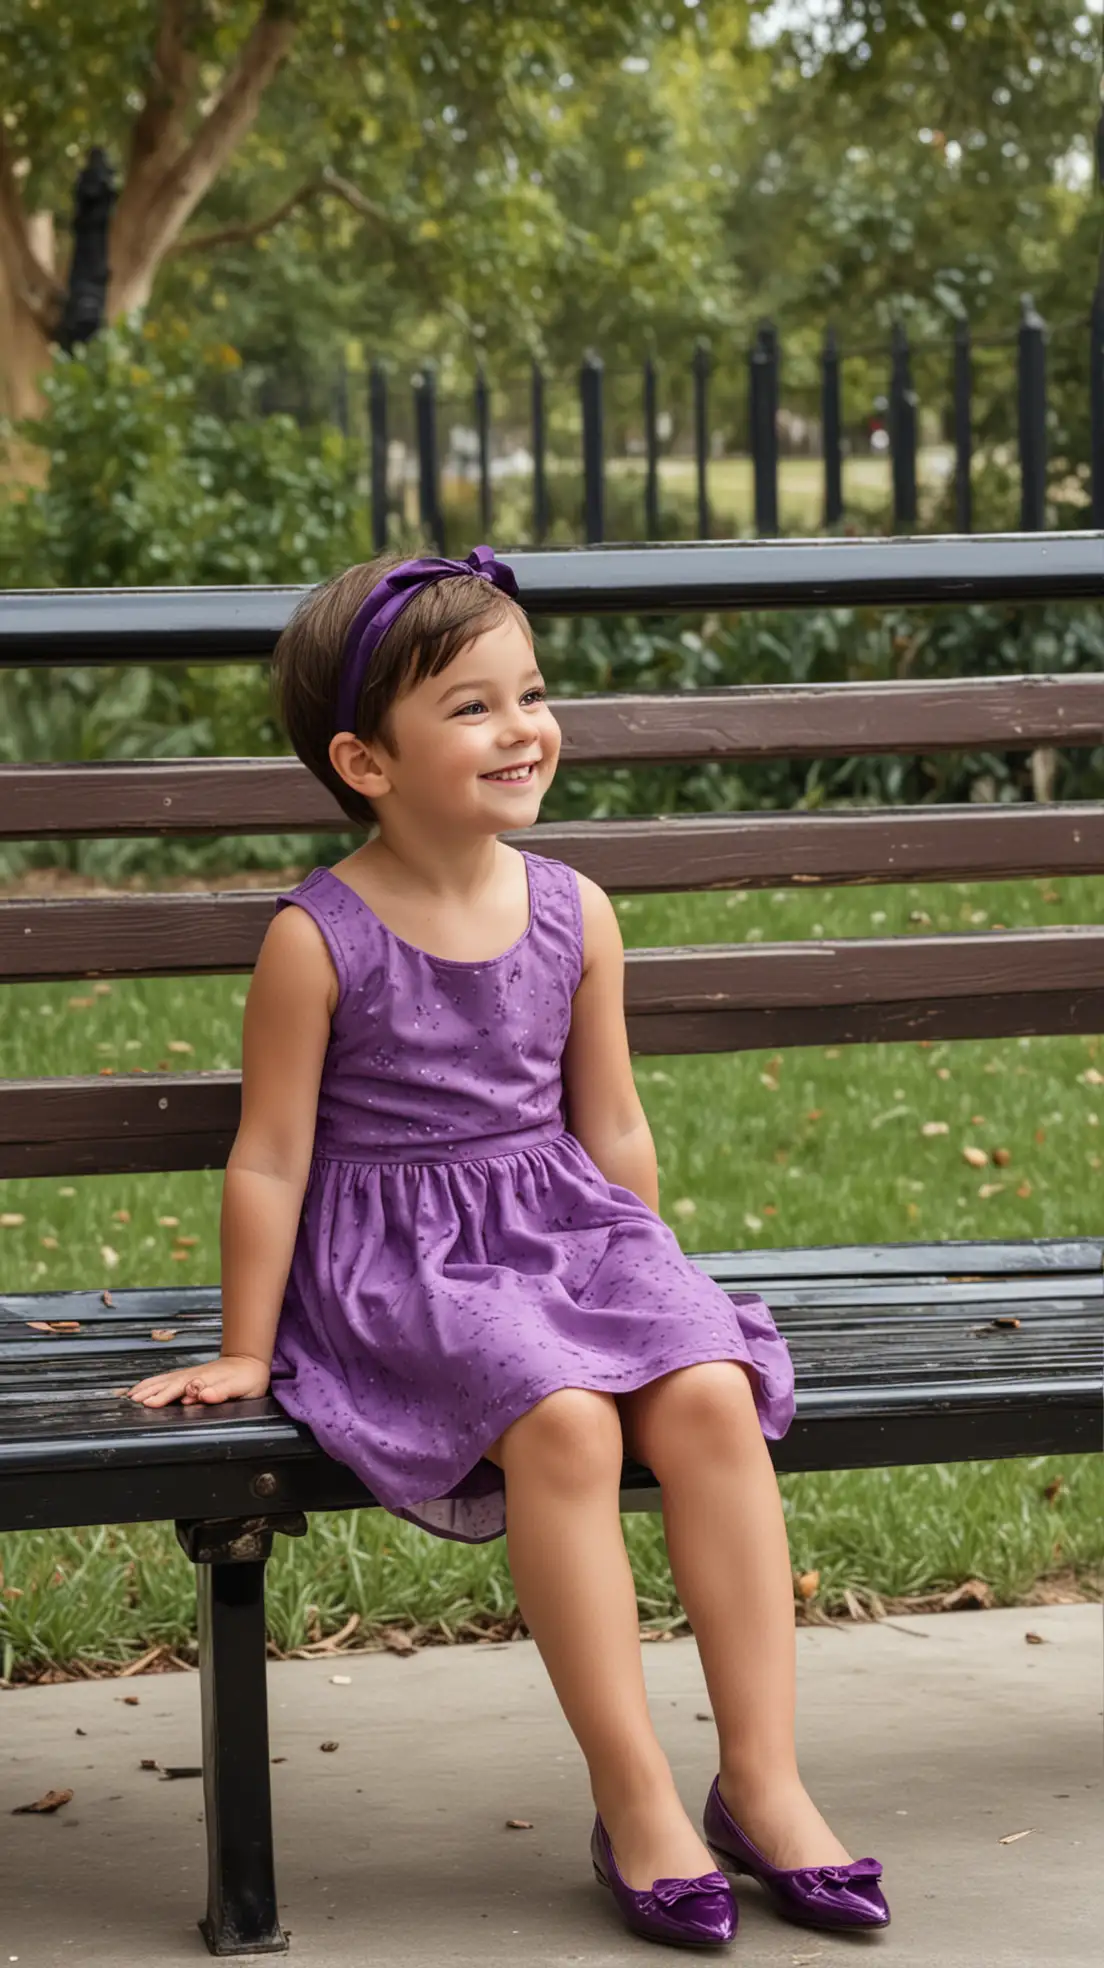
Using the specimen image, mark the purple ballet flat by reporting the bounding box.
[703,1777,890,1932]
[590,1814,738,1948]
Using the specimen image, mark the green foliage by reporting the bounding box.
[0,321,365,589]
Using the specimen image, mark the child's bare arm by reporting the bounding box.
[561,874,660,1214]
[125,905,336,1407]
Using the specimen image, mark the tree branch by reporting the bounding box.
[0,127,63,331]
[167,166,396,256]
[126,0,205,183]
[169,176,321,253]
[110,2,298,312]
[158,3,298,229]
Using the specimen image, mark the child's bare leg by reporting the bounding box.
[485,1387,717,1891]
[618,1362,852,1869]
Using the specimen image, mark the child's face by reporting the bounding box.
[345,613,561,833]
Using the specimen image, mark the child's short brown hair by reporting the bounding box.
[270,552,531,832]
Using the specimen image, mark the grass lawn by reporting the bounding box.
[1,870,1101,1679]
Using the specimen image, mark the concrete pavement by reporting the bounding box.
[1,1604,1100,1966]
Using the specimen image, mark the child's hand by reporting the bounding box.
[121,1354,271,1407]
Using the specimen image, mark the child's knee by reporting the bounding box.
[499,1386,622,1491]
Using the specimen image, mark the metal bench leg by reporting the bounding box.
[176,1513,307,1956]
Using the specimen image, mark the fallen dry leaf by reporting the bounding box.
[993,1147,1012,1167]
[1024,1632,1045,1646]
[150,1329,178,1341]
[962,1146,988,1168]
[505,1819,533,1830]
[101,1290,114,1306]
[1043,1477,1064,1505]
[940,1579,995,1612]
[695,1712,712,1722]
[157,1216,180,1228]
[380,1628,416,1656]
[0,1213,26,1228]
[795,1570,820,1600]
[1016,1182,1033,1199]
[330,1674,352,1686]
[1082,1068,1104,1087]
[1034,1127,1046,1146]
[173,1234,200,1248]
[998,1829,1033,1845]
[320,1741,339,1753]
[977,1182,1005,1200]
[936,1066,951,1080]
[120,1695,140,1706]
[12,1788,73,1815]
[921,1121,949,1137]
[167,1040,194,1054]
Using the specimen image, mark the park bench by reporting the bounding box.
[1,533,1102,1956]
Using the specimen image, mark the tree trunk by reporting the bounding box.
[0,212,58,429]
[0,4,296,414]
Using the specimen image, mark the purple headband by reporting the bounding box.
[333,543,519,736]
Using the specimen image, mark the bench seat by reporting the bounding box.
[3,1238,1100,1539]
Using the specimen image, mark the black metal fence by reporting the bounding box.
[237,293,1101,553]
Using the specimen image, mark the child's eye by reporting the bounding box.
[453,687,547,717]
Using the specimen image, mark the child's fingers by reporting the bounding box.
[123,1371,195,1405]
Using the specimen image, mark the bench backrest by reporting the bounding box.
[1,535,1102,1181]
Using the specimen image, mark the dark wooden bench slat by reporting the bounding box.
[697,1238,1104,1279]
[2,801,1103,897]
[2,676,1103,841]
[5,905,1099,994]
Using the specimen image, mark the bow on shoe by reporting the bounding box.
[651,1871,730,1907]
[791,1857,882,1898]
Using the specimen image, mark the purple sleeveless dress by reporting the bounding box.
[268,851,795,1543]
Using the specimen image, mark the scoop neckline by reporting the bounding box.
[315,852,535,969]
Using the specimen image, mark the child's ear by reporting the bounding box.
[328,731,393,802]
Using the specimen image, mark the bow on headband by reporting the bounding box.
[333,543,519,737]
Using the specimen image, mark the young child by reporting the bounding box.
[126,546,888,1947]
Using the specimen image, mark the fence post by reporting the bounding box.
[821,324,842,527]
[692,339,711,537]
[56,148,117,351]
[1092,282,1104,528]
[750,321,779,536]
[332,356,350,436]
[643,357,660,539]
[1018,294,1047,532]
[531,360,549,545]
[889,321,917,530]
[580,351,605,544]
[953,315,972,534]
[369,361,388,553]
[414,363,445,553]
[474,364,492,535]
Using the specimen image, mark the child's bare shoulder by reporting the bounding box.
[255,900,340,1022]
